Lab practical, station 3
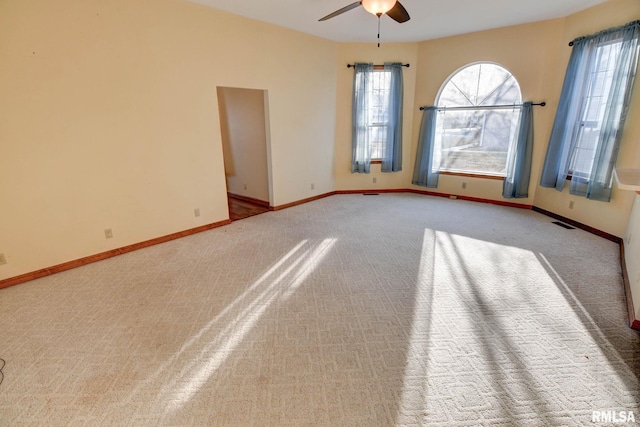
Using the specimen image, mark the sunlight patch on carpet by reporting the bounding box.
[164,238,337,411]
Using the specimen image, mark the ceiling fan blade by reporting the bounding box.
[319,1,362,21]
[386,1,410,23]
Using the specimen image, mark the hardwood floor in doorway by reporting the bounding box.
[228,195,269,221]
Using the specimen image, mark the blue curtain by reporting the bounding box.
[352,63,373,174]
[540,20,640,202]
[412,106,439,188]
[381,62,403,172]
[503,102,534,199]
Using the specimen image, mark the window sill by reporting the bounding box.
[614,168,640,192]
[371,160,382,165]
[439,171,505,181]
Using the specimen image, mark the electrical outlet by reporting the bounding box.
[569,200,575,209]
[104,228,113,239]
[373,177,377,184]
[311,183,315,190]
[462,182,467,189]
[449,195,458,200]
[0,253,7,265]
[194,208,200,217]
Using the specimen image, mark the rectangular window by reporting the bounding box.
[352,62,404,173]
[569,41,622,178]
[356,70,391,160]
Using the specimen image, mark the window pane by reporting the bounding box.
[369,125,388,160]
[439,63,521,108]
[436,107,520,175]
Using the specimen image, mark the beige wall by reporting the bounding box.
[0,0,337,280]
[2,0,639,283]
[335,42,418,191]
[624,194,640,321]
[218,87,270,203]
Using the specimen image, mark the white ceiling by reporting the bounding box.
[185,0,609,43]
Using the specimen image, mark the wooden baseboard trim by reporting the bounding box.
[228,193,271,208]
[336,188,532,210]
[531,206,621,243]
[0,219,231,290]
[336,189,406,195]
[620,242,640,330]
[271,191,336,211]
[407,189,533,209]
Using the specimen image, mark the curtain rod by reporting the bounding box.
[347,63,410,68]
[568,20,640,46]
[419,102,546,111]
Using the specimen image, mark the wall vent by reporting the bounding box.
[552,221,575,230]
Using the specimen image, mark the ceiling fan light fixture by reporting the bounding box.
[361,0,397,16]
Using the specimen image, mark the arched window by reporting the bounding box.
[434,63,522,176]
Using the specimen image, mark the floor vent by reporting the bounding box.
[552,221,575,230]
[363,193,380,196]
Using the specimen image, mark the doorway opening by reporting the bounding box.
[217,87,273,221]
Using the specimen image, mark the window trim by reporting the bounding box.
[439,171,505,181]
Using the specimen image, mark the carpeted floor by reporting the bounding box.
[0,194,638,426]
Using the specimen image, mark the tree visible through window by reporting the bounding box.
[434,63,522,175]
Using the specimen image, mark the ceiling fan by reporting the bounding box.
[319,0,410,24]
[319,0,410,46]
